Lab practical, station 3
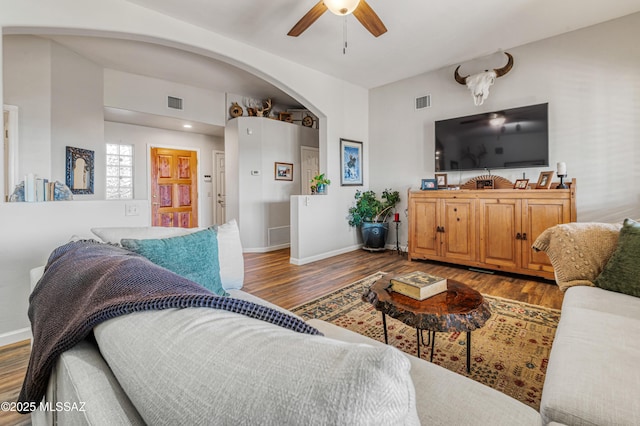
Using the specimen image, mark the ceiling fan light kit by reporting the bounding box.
[324,0,361,15]
[288,0,387,38]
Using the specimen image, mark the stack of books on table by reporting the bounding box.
[389,271,448,301]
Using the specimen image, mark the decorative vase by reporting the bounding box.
[360,222,389,251]
[316,183,326,194]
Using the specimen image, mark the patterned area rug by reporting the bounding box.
[292,272,560,410]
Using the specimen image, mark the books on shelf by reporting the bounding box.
[389,271,448,301]
[21,174,58,202]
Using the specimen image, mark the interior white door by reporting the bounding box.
[300,146,319,195]
[213,151,226,225]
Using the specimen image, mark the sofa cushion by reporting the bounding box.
[540,286,640,425]
[94,307,419,426]
[532,222,621,291]
[595,218,640,297]
[121,228,227,296]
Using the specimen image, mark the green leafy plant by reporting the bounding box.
[311,173,331,194]
[310,173,331,186]
[347,189,400,227]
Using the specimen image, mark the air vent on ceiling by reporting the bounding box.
[415,94,431,110]
[168,96,183,110]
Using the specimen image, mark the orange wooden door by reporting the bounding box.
[151,147,198,228]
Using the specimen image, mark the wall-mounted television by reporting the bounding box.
[435,103,548,172]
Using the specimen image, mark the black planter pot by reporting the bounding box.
[360,222,389,252]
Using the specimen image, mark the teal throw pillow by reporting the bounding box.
[121,228,228,296]
[594,218,640,297]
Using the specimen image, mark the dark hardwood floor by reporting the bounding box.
[0,248,563,426]
[243,248,563,310]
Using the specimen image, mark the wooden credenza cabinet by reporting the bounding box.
[408,179,576,279]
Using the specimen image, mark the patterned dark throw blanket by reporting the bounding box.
[18,240,320,412]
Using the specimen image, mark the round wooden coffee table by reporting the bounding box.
[363,276,491,373]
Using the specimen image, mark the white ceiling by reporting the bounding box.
[123,0,640,89]
[42,1,640,135]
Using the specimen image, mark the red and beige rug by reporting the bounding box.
[292,271,560,410]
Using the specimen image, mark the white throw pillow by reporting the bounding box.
[91,226,199,245]
[214,219,244,290]
[95,308,419,426]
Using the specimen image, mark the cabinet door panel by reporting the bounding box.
[409,199,439,256]
[479,199,521,268]
[441,199,475,261]
[522,199,570,272]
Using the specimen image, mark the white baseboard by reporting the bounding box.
[289,244,362,265]
[0,327,31,347]
[243,243,290,253]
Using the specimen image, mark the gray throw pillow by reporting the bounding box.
[594,218,640,297]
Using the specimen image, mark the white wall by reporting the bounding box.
[226,117,319,251]
[105,69,226,127]
[0,0,369,342]
[51,40,105,199]
[105,121,223,226]
[4,36,106,196]
[370,13,640,250]
[3,36,52,179]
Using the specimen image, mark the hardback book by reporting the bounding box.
[389,271,448,301]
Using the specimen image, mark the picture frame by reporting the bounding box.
[274,162,293,181]
[435,173,448,189]
[340,138,363,186]
[278,112,293,123]
[421,178,438,190]
[535,171,554,189]
[475,179,494,190]
[514,178,529,190]
[65,146,95,194]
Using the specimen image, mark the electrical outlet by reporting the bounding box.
[125,204,139,216]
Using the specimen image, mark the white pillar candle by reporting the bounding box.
[557,162,567,175]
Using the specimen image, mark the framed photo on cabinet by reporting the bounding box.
[421,178,437,190]
[535,171,554,189]
[435,173,447,188]
[514,179,529,189]
[340,139,363,186]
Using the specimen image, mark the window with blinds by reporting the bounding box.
[106,143,134,199]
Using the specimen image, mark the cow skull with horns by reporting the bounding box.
[454,52,514,106]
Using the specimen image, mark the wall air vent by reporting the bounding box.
[168,96,183,110]
[415,94,431,110]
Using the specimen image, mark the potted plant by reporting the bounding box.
[310,173,331,194]
[347,189,400,251]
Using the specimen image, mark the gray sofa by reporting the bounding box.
[27,220,640,425]
[534,220,640,425]
[28,279,539,426]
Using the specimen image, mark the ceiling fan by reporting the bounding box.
[288,0,387,38]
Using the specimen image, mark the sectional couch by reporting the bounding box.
[25,219,640,425]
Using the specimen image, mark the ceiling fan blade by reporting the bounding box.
[287,1,328,37]
[352,0,387,37]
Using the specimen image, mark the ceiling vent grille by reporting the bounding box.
[168,96,183,110]
[415,95,431,110]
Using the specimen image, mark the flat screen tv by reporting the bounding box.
[435,103,548,172]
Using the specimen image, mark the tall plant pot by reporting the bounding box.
[360,222,389,252]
